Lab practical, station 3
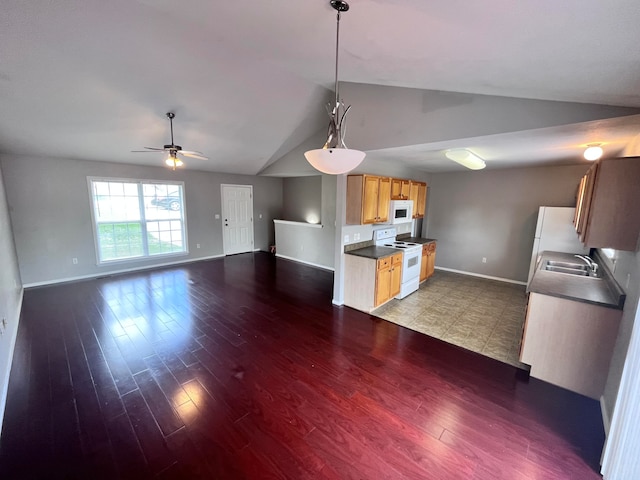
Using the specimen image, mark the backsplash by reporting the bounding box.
[344,240,374,252]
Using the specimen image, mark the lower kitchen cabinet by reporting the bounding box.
[519,292,622,399]
[420,242,436,282]
[344,253,403,312]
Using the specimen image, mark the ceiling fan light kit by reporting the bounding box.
[445,149,487,170]
[132,112,208,169]
[304,0,366,175]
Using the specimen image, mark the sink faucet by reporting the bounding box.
[575,255,599,275]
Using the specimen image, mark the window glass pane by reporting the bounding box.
[97,222,144,261]
[90,179,186,263]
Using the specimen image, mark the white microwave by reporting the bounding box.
[388,200,414,224]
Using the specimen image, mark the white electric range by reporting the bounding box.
[374,228,422,299]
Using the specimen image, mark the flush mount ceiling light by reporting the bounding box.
[583,144,603,161]
[445,149,486,170]
[304,0,365,175]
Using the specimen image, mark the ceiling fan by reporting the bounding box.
[132,112,208,169]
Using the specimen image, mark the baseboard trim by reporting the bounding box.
[600,395,611,437]
[275,254,334,272]
[434,266,527,286]
[0,287,24,438]
[23,254,226,289]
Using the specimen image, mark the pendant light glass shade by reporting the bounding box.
[305,0,365,175]
[304,148,366,175]
[445,149,486,170]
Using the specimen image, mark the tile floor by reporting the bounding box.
[374,270,530,369]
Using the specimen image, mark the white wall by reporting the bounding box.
[0,163,23,435]
[602,249,640,426]
[426,164,589,282]
[0,154,283,286]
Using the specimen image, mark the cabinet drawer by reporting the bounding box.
[392,252,403,266]
[377,257,391,270]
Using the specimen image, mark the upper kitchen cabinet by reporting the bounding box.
[347,175,391,224]
[390,178,411,200]
[409,181,427,218]
[575,157,640,251]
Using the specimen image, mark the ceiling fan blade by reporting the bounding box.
[144,147,166,151]
[131,149,165,153]
[180,151,209,160]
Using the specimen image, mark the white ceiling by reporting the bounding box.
[2,0,640,175]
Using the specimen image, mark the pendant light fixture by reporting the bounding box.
[304,0,366,175]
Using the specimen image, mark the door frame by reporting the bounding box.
[221,184,255,256]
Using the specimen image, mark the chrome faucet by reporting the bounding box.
[575,254,599,275]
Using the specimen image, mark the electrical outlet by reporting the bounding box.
[259,213,263,219]
[72,258,78,265]
[344,235,350,243]
[482,257,487,263]
[354,233,360,241]
[215,214,220,219]
[196,243,201,249]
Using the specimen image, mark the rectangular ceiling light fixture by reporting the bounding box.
[445,149,486,170]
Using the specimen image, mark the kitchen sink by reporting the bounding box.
[544,260,600,278]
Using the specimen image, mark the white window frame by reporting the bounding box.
[88,177,188,265]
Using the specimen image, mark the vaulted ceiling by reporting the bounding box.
[2,0,640,175]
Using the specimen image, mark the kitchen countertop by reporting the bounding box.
[345,246,399,260]
[402,237,437,244]
[528,251,626,310]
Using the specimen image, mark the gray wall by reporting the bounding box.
[425,164,589,282]
[0,163,23,431]
[1,154,283,286]
[282,176,322,223]
[274,175,337,269]
[603,249,640,425]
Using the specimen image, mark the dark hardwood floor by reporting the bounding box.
[0,253,604,479]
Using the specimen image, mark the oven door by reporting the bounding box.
[402,250,421,282]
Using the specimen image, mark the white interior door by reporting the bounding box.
[221,184,254,255]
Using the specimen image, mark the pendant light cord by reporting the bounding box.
[334,11,341,108]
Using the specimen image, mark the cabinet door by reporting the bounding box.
[425,246,436,279]
[375,266,392,306]
[420,250,428,282]
[391,178,410,200]
[377,177,391,222]
[417,183,427,218]
[362,175,380,224]
[390,262,402,298]
[409,182,419,218]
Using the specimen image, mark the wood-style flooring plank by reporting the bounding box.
[0,253,606,479]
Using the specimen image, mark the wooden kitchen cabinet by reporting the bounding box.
[375,253,403,306]
[519,292,621,399]
[390,178,411,200]
[344,252,403,312]
[420,242,436,282]
[409,181,427,218]
[574,156,640,250]
[347,175,391,224]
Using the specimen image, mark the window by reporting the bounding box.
[89,178,187,263]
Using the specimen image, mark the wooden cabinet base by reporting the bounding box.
[520,293,621,399]
[345,254,402,312]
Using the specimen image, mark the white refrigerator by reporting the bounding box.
[527,206,589,286]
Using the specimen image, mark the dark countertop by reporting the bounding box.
[345,245,399,260]
[402,237,437,244]
[528,251,625,310]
